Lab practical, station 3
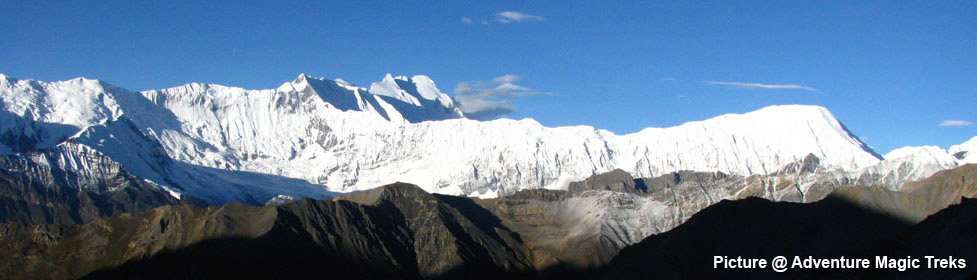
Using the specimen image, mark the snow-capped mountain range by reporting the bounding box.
[1,73,973,204]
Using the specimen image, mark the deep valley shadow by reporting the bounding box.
[12,186,977,279]
[597,195,977,279]
[80,236,413,280]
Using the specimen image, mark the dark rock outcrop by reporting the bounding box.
[478,189,616,279]
[336,183,535,278]
[3,166,976,279]
[0,183,535,280]
[568,169,644,194]
[638,170,729,194]
[775,153,822,175]
[0,152,197,225]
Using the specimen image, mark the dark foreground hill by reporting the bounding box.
[2,165,976,279]
[1,183,535,280]
[598,195,911,279]
[599,165,977,279]
[599,195,977,279]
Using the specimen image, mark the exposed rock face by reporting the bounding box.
[598,164,977,279]
[335,183,535,278]
[473,164,977,278]
[0,145,194,225]
[478,189,622,278]
[567,169,644,193]
[639,170,731,195]
[0,203,278,279]
[775,153,822,175]
[0,183,535,280]
[1,164,976,279]
[949,136,977,164]
[477,169,780,277]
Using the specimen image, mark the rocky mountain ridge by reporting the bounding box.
[5,164,974,279]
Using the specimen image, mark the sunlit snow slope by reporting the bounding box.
[1,73,891,203]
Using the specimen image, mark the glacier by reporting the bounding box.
[0,72,971,204]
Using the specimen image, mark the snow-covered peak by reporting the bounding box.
[294,73,310,83]
[408,75,442,100]
[0,73,898,201]
[369,73,424,106]
[884,146,954,162]
[0,75,126,151]
[881,145,960,178]
[364,73,459,111]
[333,78,355,88]
[631,104,882,173]
[151,73,464,124]
[850,145,962,190]
[949,136,977,164]
[410,74,459,109]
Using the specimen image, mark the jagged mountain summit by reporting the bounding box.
[0,73,959,205]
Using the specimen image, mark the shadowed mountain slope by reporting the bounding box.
[0,149,199,225]
[599,165,977,279]
[0,183,534,280]
[598,196,913,279]
[3,165,975,279]
[861,197,977,279]
[832,164,977,222]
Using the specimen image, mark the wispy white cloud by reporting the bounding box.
[495,82,528,91]
[492,74,519,83]
[454,74,549,120]
[658,77,677,82]
[940,120,973,127]
[705,81,820,92]
[495,11,544,23]
[464,11,544,26]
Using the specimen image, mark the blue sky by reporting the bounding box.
[1,1,974,154]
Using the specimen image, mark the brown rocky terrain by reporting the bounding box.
[1,165,974,279]
[0,183,535,279]
[598,164,977,279]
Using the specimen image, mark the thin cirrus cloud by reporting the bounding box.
[453,74,549,120]
[705,81,820,92]
[462,11,544,25]
[939,120,973,127]
[495,11,544,23]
